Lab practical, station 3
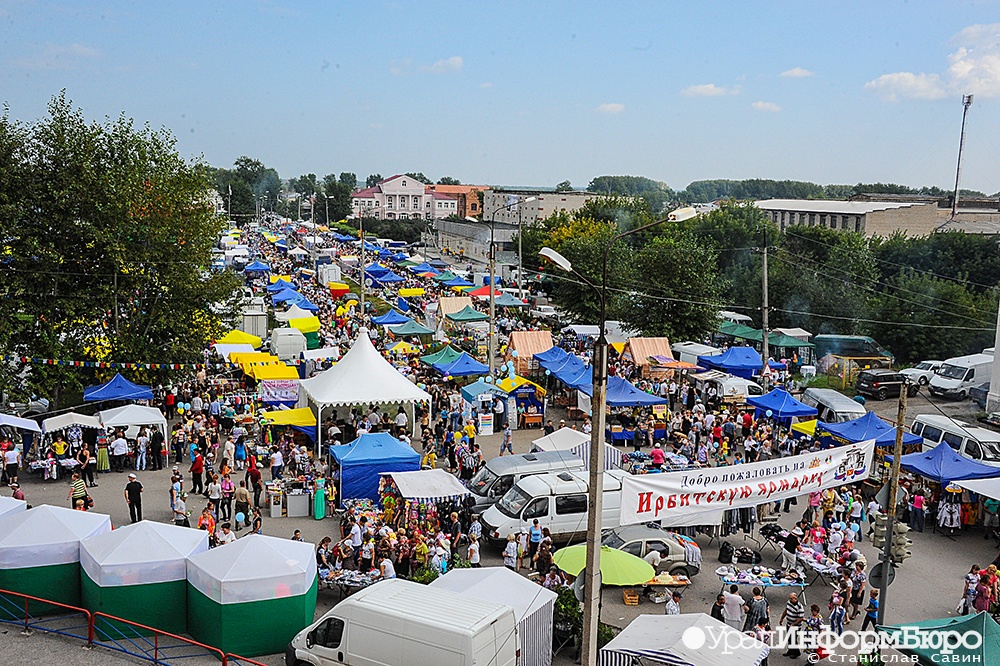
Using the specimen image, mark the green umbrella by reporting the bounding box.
[552,544,655,586]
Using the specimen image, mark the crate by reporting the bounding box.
[623,589,640,606]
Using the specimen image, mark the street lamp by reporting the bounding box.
[538,206,696,666]
[466,196,536,377]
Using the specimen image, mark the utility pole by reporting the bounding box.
[113,271,119,335]
[359,216,366,315]
[877,384,907,624]
[951,94,974,220]
[517,203,524,300]
[760,224,771,388]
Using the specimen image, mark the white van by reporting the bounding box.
[800,388,867,423]
[480,469,628,546]
[910,414,1000,466]
[466,451,586,514]
[270,328,307,361]
[691,370,763,404]
[287,579,518,666]
[672,341,722,366]
[928,353,993,400]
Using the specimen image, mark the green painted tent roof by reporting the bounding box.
[433,270,458,282]
[878,612,1000,666]
[446,305,490,322]
[728,327,814,348]
[495,292,529,307]
[420,345,463,366]
[717,321,760,339]
[389,320,435,336]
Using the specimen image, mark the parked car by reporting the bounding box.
[529,304,560,321]
[900,360,943,386]
[856,368,918,401]
[971,381,991,410]
[601,525,701,577]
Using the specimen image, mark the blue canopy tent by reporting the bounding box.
[83,373,154,402]
[391,252,409,262]
[461,379,508,404]
[699,346,762,380]
[886,441,1000,485]
[817,411,923,448]
[243,260,270,275]
[374,270,405,284]
[396,296,410,312]
[289,296,319,312]
[266,279,297,293]
[746,388,817,420]
[578,376,668,407]
[550,361,591,390]
[271,288,301,304]
[364,264,390,277]
[274,240,288,252]
[434,352,490,377]
[372,310,411,326]
[534,346,569,365]
[330,433,420,505]
[389,320,435,336]
[443,276,475,288]
[428,259,449,269]
[408,262,439,275]
[334,233,356,242]
[376,248,392,258]
[542,353,586,378]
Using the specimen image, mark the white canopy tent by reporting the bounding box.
[957,477,1000,501]
[299,328,431,452]
[275,304,317,322]
[0,505,112,569]
[599,614,769,666]
[99,404,168,438]
[41,412,103,434]
[0,414,41,433]
[187,534,316,604]
[287,247,310,257]
[531,427,620,472]
[212,343,255,361]
[430,567,556,666]
[300,346,341,361]
[81,520,209,586]
[0,496,27,520]
[382,469,470,502]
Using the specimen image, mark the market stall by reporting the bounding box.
[430,567,557,666]
[0,505,112,612]
[599,613,769,666]
[378,469,471,531]
[186,534,318,657]
[331,433,420,506]
[746,388,817,424]
[505,330,554,376]
[0,496,26,520]
[98,404,167,439]
[877,612,1000,666]
[531,427,621,471]
[83,373,154,402]
[698,346,762,380]
[80,520,209,635]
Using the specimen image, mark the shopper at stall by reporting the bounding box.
[67,472,89,510]
[189,450,205,495]
[743,587,769,632]
[124,473,143,523]
[780,592,805,659]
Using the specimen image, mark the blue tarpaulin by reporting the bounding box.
[372,310,411,326]
[266,279,297,293]
[577,376,668,407]
[817,411,922,448]
[699,346,762,379]
[443,276,474,288]
[83,373,154,402]
[747,388,817,420]
[434,352,490,377]
[534,346,569,365]
[461,379,508,404]
[330,433,420,504]
[886,441,1000,485]
[374,271,405,283]
[271,287,301,304]
[397,297,410,312]
[243,260,270,274]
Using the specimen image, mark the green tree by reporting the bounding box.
[339,172,357,189]
[365,173,382,188]
[437,176,461,185]
[319,173,353,224]
[555,180,573,192]
[291,173,318,195]
[587,175,676,212]
[405,172,431,184]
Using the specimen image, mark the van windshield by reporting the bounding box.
[496,486,532,519]
[937,364,968,380]
[978,438,1000,463]
[467,466,498,497]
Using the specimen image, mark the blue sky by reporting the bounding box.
[3,1,1000,193]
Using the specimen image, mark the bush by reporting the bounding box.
[409,565,439,585]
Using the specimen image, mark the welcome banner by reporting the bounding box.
[620,439,876,525]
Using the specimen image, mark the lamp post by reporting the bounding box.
[539,206,697,666]
[467,196,536,377]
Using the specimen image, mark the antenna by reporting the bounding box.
[951,94,974,220]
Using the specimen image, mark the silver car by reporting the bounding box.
[601,525,700,577]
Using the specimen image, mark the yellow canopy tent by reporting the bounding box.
[497,375,547,397]
[328,281,350,290]
[217,330,262,348]
[269,274,293,284]
[259,407,316,426]
[398,287,425,297]
[791,419,817,436]
[609,342,626,354]
[251,364,300,380]
[388,341,419,355]
[288,316,321,334]
[229,352,280,375]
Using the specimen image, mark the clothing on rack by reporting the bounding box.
[939,502,961,529]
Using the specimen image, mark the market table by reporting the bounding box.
[322,568,381,598]
[715,566,809,604]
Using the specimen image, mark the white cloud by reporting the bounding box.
[479,82,493,89]
[596,102,625,114]
[681,83,738,97]
[424,56,463,74]
[751,101,781,112]
[866,22,1000,100]
[389,58,411,76]
[781,67,814,78]
[14,43,99,70]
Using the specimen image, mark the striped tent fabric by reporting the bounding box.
[598,614,769,666]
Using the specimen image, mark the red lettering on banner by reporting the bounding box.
[657,496,666,514]
[779,478,790,492]
[638,492,652,514]
[757,483,768,497]
[706,491,715,503]
[679,495,690,507]
[665,495,676,511]
[693,493,706,505]
[727,488,739,505]
[790,476,800,490]
[767,481,778,498]
[740,486,753,499]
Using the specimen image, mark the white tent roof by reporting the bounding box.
[531,428,590,451]
[430,566,556,621]
[187,534,316,604]
[288,247,310,256]
[957,477,1000,501]
[300,346,341,361]
[81,520,209,587]
[0,496,27,520]
[0,505,111,569]
[599,614,768,666]
[383,469,470,501]
[99,405,168,435]
[275,304,315,322]
[0,414,41,433]
[213,343,255,361]
[42,412,103,434]
[299,329,432,408]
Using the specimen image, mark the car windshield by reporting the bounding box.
[467,466,498,497]
[602,531,625,548]
[496,486,531,519]
[979,439,1000,463]
[937,364,967,380]
[915,362,933,370]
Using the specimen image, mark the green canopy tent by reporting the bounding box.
[432,270,458,282]
[446,305,490,323]
[186,534,317,657]
[0,505,111,613]
[81,520,209,635]
[738,329,815,348]
[390,320,435,336]
[420,345,464,367]
[878,611,1000,665]
[717,320,761,340]
[495,292,529,308]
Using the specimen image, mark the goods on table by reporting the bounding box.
[715,564,805,587]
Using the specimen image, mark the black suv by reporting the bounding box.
[856,369,918,401]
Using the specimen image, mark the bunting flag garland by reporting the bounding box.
[2,354,341,370]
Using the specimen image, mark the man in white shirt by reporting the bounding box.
[664,591,682,615]
[111,434,129,472]
[215,523,236,545]
[722,585,745,629]
[643,548,664,569]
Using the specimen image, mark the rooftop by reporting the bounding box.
[756,199,932,214]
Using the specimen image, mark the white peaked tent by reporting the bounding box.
[0,505,112,609]
[599,614,769,666]
[0,496,27,520]
[430,567,557,666]
[531,427,620,471]
[99,404,168,437]
[275,304,315,322]
[212,343,255,361]
[80,521,209,634]
[41,412,103,434]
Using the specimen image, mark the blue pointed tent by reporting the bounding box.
[461,379,508,404]
[747,388,817,420]
[534,346,569,365]
[817,411,923,448]
[699,346,762,379]
[290,296,319,312]
[266,279,297,293]
[443,276,475,288]
[364,264,389,277]
[396,296,410,312]
[543,353,586,379]
[271,287,301,304]
[243,260,270,275]
[372,310,411,326]
[83,373,154,402]
[374,271,405,284]
[557,364,593,390]
[428,259,449,269]
[434,352,490,377]
[886,441,1000,485]
[409,262,439,275]
[578,376,668,407]
[330,433,420,505]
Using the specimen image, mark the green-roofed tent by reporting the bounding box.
[737,329,815,348]
[495,292,529,308]
[396,259,418,268]
[420,345,463,366]
[390,320,435,336]
[877,612,1000,666]
[433,270,458,282]
[186,534,318,657]
[446,305,490,322]
[81,520,209,636]
[717,321,760,340]
[304,331,322,349]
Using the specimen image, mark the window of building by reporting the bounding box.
[375,201,380,207]
[426,201,431,208]
[413,200,419,209]
[854,217,862,232]
[829,215,837,229]
[819,215,827,228]
[470,203,478,211]
[402,180,407,187]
